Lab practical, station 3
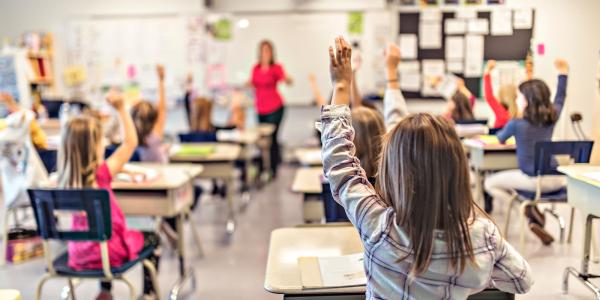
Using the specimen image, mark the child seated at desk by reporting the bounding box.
[484,59,570,245]
[441,78,476,123]
[58,90,161,300]
[321,36,531,299]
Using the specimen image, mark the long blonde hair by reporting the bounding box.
[499,84,518,118]
[378,113,482,277]
[190,97,214,132]
[351,107,385,179]
[57,116,103,188]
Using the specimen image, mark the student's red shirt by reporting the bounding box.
[251,63,286,115]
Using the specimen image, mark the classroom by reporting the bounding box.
[0,0,599,299]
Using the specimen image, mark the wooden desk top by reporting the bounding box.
[558,164,600,188]
[463,138,516,151]
[294,148,322,166]
[291,167,323,194]
[112,163,202,190]
[264,226,364,295]
[169,143,241,162]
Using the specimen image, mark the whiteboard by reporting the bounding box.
[224,13,350,105]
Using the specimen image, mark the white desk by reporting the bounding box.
[169,143,241,234]
[559,165,600,299]
[294,148,323,166]
[292,167,324,223]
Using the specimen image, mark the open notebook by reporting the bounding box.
[298,253,366,289]
[115,164,160,183]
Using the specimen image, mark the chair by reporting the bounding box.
[322,183,350,223]
[104,145,141,162]
[37,149,57,173]
[27,189,161,300]
[178,132,218,143]
[456,119,488,126]
[504,141,594,252]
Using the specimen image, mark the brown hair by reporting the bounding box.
[519,79,557,126]
[57,116,103,188]
[499,84,518,118]
[258,40,275,66]
[351,107,385,178]
[377,113,481,277]
[450,91,475,121]
[131,101,158,146]
[190,97,214,132]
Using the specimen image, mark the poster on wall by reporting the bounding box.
[348,12,364,35]
[0,56,20,101]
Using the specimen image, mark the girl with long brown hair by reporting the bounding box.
[321,36,531,299]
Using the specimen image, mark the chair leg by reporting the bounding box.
[142,259,162,300]
[35,274,54,300]
[544,207,566,243]
[186,212,205,258]
[67,278,77,300]
[519,201,531,253]
[118,277,137,300]
[567,207,575,244]
[504,194,518,237]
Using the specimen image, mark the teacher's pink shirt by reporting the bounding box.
[251,63,286,115]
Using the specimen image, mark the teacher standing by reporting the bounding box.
[249,40,292,178]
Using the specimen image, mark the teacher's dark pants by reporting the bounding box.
[258,106,285,178]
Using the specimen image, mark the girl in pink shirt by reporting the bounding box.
[249,40,292,178]
[58,90,161,300]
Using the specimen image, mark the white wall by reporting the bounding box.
[210,0,386,12]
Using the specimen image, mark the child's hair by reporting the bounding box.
[131,101,158,146]
[351,107,385,178]
[377,113,480,277]
[519,79,557,126]
[190,97,214,132]
[498,84,518,118]
[450,91,474,121]
[57,116,103,188]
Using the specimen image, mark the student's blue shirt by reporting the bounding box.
[497,75,568,176]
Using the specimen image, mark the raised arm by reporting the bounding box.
[106,90,139,176]
[383,43,408,130]
[488,222,533,294]
[484,60,510,124]
[308,74,327,107]
[322,36,389,243]
[152,65,167,138]
[0,92,21,113]
[457,78,475,109]
[553,59,569,117]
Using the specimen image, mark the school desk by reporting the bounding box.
[559,165,600,299]
[169,142,241,234]
[291,167,324,223]
[0,289,21,300]
[217,127,267,190]
[294,148,322,166]
[463,138,518,205]
[264,225,515,300]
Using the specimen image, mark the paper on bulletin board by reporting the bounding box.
[398,34,418,60]
[513,8,533,29]
[421,59,445,96]
[400,72,421,92]
[445,19,466,34]
[464,35,484,78]
[467,19,489,35]
[447,60,464,73]
[421,9,442,21]
[419,22,442,49]
[491,9,513,36]
[456,9,477,19]
[445,36,464,60]
[399,61,420,74]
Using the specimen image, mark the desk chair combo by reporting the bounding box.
[27,189,161,300]
[503,140,594,252]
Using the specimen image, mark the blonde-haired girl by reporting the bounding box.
[320,36,532,299]
[59,90,161,300]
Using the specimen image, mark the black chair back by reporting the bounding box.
[37,149,57,173]
[179,132,218,143]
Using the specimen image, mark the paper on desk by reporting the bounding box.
[513,8,533,29]
[491,9,513,36]
[398,34,418,60]
[116,165,160,183]
[464,35,484,78]
[445,19,466,34]
[583,172,600,183]
[467,19,489,34]
[445,36,464,60]
[419,22,442,49]
[318,253,366,288]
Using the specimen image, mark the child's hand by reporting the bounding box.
[308,73,317,84]
[554,59,569,75]
[106,89,125,111]
[157,64,166,81]
[329,36,353,87]
[485,60,496,74]
[384,43,401,72]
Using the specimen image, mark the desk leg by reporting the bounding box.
[226,177,236,234]
[242,146,252,207]
[169,212,196,299]
[582,215,595,276]
[563,215,600,299]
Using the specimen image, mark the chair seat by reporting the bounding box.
[52,244,155,277]
[516,187,568,202]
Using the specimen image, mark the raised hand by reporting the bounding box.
[106,89,125,111]
[156,64,166,81]
[328,36,353,105]
[384,43,401,73]
[485,60,496,74]
[554,58,569,75]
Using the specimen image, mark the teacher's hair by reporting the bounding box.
[258,40,276,65]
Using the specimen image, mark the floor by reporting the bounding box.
[1,164,599,299]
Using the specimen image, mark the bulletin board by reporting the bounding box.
[398,9,535,99]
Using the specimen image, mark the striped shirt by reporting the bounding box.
[320,105,533,300]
